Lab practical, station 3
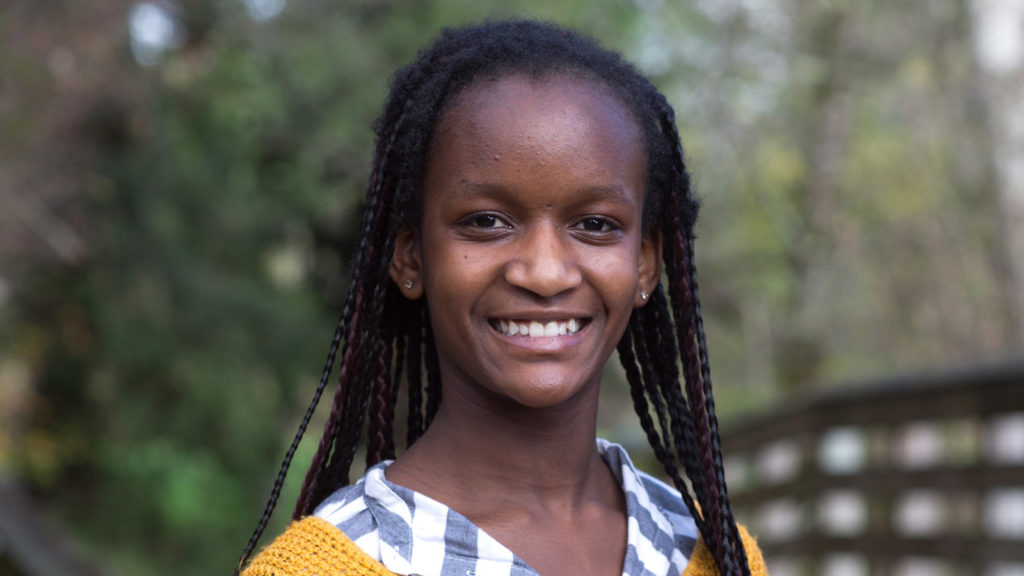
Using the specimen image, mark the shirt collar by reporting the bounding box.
[360,439,694,576]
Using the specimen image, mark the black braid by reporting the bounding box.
[660,95,749,573]
[385,327,406,453]
[297,306,362,516]
[646,287,709,512]
[234,305,350,573]
[649,286,708,518]
[238,20,749,576]
[631,314,676,477]
[333,243,397,478]
[617,315,701,527]
[637,294,688,475]
[367,319,395,466]
[294,92,414,515]
[687,233,749,572]
[633,275,722,560]
[616,329,669,474]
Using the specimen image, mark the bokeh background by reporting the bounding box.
[1,1,1022,575]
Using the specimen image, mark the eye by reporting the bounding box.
[461,213,512,229]
[576,217,616,233]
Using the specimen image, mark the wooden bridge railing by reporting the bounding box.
[721,359,1024,576]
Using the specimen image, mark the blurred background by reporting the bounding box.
[1,1,1022,575]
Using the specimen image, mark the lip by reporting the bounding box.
[487,309,593,322]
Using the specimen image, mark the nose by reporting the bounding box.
[503,224,582,298]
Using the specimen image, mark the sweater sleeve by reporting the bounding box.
[681,525,768,576]
[240,516,396,576]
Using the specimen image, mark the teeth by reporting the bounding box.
[529,321,544,337]
[493,319,584,337]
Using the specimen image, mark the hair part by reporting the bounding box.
[236,19,747,576]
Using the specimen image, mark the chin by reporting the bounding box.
[501,374,594,410]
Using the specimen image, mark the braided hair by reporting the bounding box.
[236,20,749,576]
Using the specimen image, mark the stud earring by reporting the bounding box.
[640,290,648,301]
[404,280,414,290]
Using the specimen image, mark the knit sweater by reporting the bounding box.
[241,516,768,576]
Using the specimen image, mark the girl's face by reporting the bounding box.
[391,73,661,410]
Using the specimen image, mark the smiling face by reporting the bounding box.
[390,73,661,411]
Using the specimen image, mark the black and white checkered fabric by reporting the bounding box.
[315,439,699,576]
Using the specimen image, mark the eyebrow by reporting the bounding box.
[443,180,639,209]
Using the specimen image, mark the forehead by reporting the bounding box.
[430,73,644,173]
[445,70,636,119]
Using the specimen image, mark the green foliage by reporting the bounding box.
[2,1,1017,574]
[0,2,664,574]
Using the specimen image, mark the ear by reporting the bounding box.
[636,229,662,307]
[389,226,424,300]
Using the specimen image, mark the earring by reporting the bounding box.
[404,280,414,290]
[640,290,648,301]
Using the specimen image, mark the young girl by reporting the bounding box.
[236,20,766,576]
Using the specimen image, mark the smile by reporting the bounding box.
[491,319,588,337]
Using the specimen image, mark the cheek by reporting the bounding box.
[421,240,489,297]
[589,247,642,304]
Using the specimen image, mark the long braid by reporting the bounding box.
[294,87,414,509]
[685,323,727,567]
[631,313,676,478]
[332,240,398,482]
[367,320,395,466]
[670,202,723,541]
[234,301,352,572]
[294,302,363,517]
[386,327,406,452]
[660,90,750,572]
[687,233,749,573]
[672,190,735,573]
[649,287,709,524]
[637,291,692,488]
[617,329,671,477]
[659,89,747,573]
[645,287,710,523]
[619,310,704,527]
[665,246,723,558]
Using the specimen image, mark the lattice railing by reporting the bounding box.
[722,360,1024,576]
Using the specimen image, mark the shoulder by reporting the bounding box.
[313,474,371,523]
[596,440,768,575]
[633,468,700,539]
[633,469,768,575]
[682,524,769,576]
[310,465,390,560]
[240,516,396,576]
[597,439,699,542]
[631,469,769,575]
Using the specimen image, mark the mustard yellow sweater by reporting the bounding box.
[242,516,768,576]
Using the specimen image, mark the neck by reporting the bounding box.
[386,382,611,515]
